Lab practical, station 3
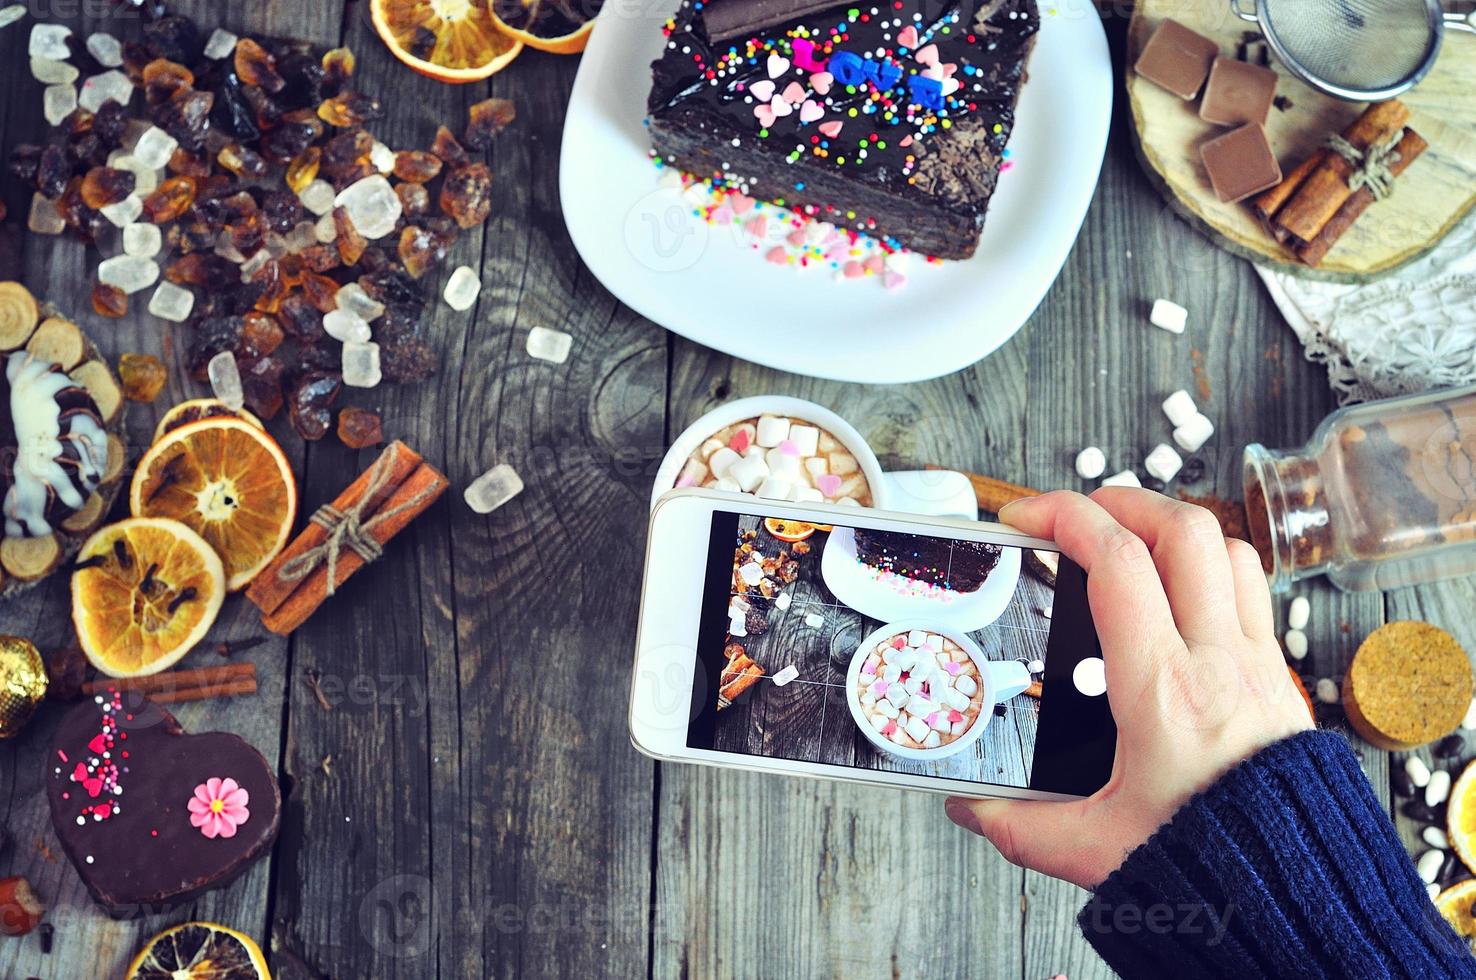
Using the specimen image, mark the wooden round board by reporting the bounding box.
[1127,1,1476,282]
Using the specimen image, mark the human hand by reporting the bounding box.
[944,489,1314,889]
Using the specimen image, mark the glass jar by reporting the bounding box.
[1243,384,1476,593]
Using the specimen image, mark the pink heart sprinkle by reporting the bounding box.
[818,120,843,139]
[779,438,800,456]
[770,95,793,118]
[87,734,106,753]
[817,474,842,496]
[882,720,897,736]
[949,709,965,724]
[945,661,962,675]
[899,135,913,147]
[843,260,865,278]
[749,79,775,102]
[810,71,833,95]
[924,713,938,726]
[943,62,958,77]
[84,777,103,798]
[781,81,806,105]
[892,636,907,649]
[754,103,776,128]
[72,763,88,782]
[825,244,849,262]
[916,43,939,66]
[799,98,824,123]
[94,802,111,819]
[729,193,755,214]
[786,229,806,247]
[765,246,787,265]
[767,52,789,78]
[864,255,885,274]
[745,215,767,238]
[883,271,907,291]
[874,680,888,695]
[729,429,751,452]
[710,204,733,225]
[896,25,919,47]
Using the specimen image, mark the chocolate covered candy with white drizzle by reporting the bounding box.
[2,352,109,537]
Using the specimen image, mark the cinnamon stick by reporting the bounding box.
[82,663,258,702]
[1253,148,1327,239]
[1296,128,1427,267]
[1273,100,1410,244]
[152,677,258,704]
[246,441,423,617]
[261,462,449,635]
[924,464,1041,514]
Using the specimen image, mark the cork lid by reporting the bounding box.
[1343,621,1474,751]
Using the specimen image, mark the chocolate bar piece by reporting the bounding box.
[46,691,281,916]
[703,0,849,42]
[647,0,1039,260]
[1199,56,1277,127]
[1200,122,1282,203]
[1134,18,1220,100]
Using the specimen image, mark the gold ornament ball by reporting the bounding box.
[0,636,47,739]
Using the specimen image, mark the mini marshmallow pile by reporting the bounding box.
[1075,388,1217,487]
[856,630,984,750]
[676,415,872,506]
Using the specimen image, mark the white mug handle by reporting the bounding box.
[985,659,1033,702]
[879,470,979,520]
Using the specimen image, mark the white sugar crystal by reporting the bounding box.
[208,352,244,409]
[78,70,133,113]
[43,84,76,125]
[443,265,481,311]
[131,126,177,170]
[1075,446,1107,479]
[1287,595,1310,631]
[99,195,143,227]
[1144,443,1182,482]
[1283,628,1308,661]
[773,665,799,687]
[323,309,371,344]
[147,281,194,322]
[1100,469,1141,488]
[122,222,162,258]
[32,58,78,84]
[85,32,123,67]
[342,341,382,388]
[300,179,336,216]
[370,141,396,174]
[336,283,384,322]
[1173,413,1215,453]
[97,255,159,294]
[1150,298,1187,334]
[465,463,524,514]
[0,4,25,30]
[29,23,70,60]
[27,193,65,234]
[314,213,337,243]
[203,28,238,60]
[287,221,318,253]
[333,175,401,239]
[1162,389,1198,428]
[526,326,571,364]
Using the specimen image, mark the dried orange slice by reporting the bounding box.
[130,418,297,591]
[764,518,817,543]
[370,0,524,83]
[1435,879,1476,941]
[153,398,263,445]
[125,920,270,980]
[489,0,598,54]
[1448,759,1476,874]
[72,519,226,678]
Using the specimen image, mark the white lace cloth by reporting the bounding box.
[1254,211,1476,404]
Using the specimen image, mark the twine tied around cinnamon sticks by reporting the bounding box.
[1325,128,1405,201]
[275,443,441,597]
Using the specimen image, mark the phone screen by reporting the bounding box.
[685,510,1116,796]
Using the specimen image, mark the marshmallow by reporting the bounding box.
[744,445,765,459]
[1150,298,1187,334]
[836,497,860,507]
[950,721,968,736]
[1287,596,1310,631]
[908,696,936,718]
[698,437,724,459]
[775,592,792,611]
[773,664,799,687]
[904,716,931,743]
[739,562,764,586]
[881,664,901,683]
[755,476,792,500]
[835,474,867,500]
[677,457,708,487]
[803,457,828,480]
[714,477,740,492]
[889,726,910,745]
[789,486,823,503]
[886,690,910,712]
[755,415,791,447]
[708,447,741,479]
[925,633,942,649]
[1283,628,1308,661]
[1144,443,1183,482]
[1027,659,1044,673]
[1315,677,1339,705]
[1075,446,1107,480]
[804,612,824,629]
[1162,389,1198,428]
[828,451,858,476]
[869,712,890,733]
[728,454,770,492]
[818,431,839,453]
[1173,413,1215,453]
[788,424,820,456]
[876,700,899,719]
[860,691,877,708]
[766,448,804,480]
[923,731,942,748]
[944,687,971,712]
[908,629,929,647]
[902,675,923,696]
[954,675,977,697]
[862,654,880,674]
[929,713,951,733]
[1101,470,1141,488]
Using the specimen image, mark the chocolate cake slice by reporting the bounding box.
[853,528,1002,592]
[647,0,1039,259]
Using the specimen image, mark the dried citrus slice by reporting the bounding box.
[153,398,263,445]
[370,0,524,83]
[1448,758,1476,873]
[490,0,598,54]
[125,920,271,980]
[1435,879,1476,941]
[764,518,816,543]
[130,418,298,591]
[72,518,226,678]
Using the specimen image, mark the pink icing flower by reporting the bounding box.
[188,777,250,839]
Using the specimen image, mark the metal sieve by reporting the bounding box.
[1232,0,1476,101]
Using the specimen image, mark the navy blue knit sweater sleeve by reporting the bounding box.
[1078,730,1476,979]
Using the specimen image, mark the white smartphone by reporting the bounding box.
[630,489,1117,801]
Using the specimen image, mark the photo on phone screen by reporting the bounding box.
[685,511,1116,797]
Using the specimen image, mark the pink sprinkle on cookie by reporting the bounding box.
[786,229,806,247]
[799,99,824,123]
[746,215,767,238]
[710,205,733,225]
[818,119,843,139]
[810,71,833,95]
[781,81,806,105]
[749,79,775,102]
[915,43,939,66]
[729,193,755,214]
[765,246,787,265]
[842,260,864,278]
[896,25,919,48]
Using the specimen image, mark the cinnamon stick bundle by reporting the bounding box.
[1296,128,1427,267]
[246,441,449,635]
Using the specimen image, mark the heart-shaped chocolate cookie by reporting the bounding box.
[45,690,280,916]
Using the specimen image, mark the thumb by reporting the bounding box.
[945,796,1098,887]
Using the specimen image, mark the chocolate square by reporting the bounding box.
[1200,123,1282,203]
[1200,57,1278,126]
[1134,18,1220,100]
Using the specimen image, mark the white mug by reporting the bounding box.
[650,396,978,519]
[846,621,1032,761]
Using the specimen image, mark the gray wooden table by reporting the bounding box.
[0,1,1467,978]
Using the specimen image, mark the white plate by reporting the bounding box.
[559,0,1112,383]
[820,527,1022,632]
